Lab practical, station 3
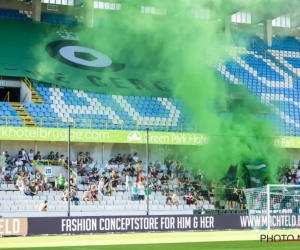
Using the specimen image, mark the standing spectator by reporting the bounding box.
[208,183,215,205]
[137,181,145,201]
[170,161,178,178]
[105,183,112,196]
[232,188,240,209]
[27,150,34,164]
[85,152,94,164]
[34,151,41,161]
[286,170,294,184]
[48,151,55,161]
[223,185,232,209]
[172,177,180,192]
[0,152,6,178]
[154,160,162,173]
[127,154,133,163]
[122,154,127,164]
[56,173,65,190]
[240,187,248,210]
[111,170,119,191]
[131,182,139,201]
[77,152,85,167]
[136,161,143,172]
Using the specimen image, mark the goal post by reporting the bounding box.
[243,184,300,230]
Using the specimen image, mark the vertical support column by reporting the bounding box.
[263,20,272,46]
[84,0,94,28]
[224,15,231,43]
[32,0,41,22]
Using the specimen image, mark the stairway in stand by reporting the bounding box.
[23,77,44,104]
[10,102,36,127]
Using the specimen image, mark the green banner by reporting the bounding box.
[0,127,209,145]
[0,19,171,97]
[0,126,299,148]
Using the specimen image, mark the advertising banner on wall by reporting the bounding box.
[27,215,250,235]
[0,218,28,236]
[0,127,209,146]
[0,126,299,148]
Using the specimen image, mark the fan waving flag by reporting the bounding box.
[219,165,238,186]
[242,163,266,188]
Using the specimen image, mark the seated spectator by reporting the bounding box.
[4,173,12,184]
[26,172,34,182]
[63,179,69,190]
[84,162,92,175]
[166,194,172,205]
[154,160,162,172]
[115,154,123,164]
[15,158,24,174]
[111,170,119,191]
[185,192,194,205]
[172,193,180,206]
[71,158,78,168]
[160,173,169,185]
[81,174,90,185]
[70,187,80,204]
[6,157,16,172]
[77,165,85,176]
[105,183,112,196]
[91,164,98,174]
[133,153,139,163]
[16,176,24,190]
[82,189,92,201]
[98,177,105,194]
[85,152,94,164]
[90,186,98,201]
[56,173,65,190]
[162,184,170,196]
[193,191,203,208]
[38,200,48,212]
[62,189,70,201]
[101,172,109,185]
[69,175,77,189]
[131,182,139,201]
[20,183,30,195]
[137,181,145,201]
[28,182,38,196]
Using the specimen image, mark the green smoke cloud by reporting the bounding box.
[32,0,288,183]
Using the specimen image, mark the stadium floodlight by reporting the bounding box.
[243,184,300,230]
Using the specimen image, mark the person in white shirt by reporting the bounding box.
[27,149,34,163]
[71,159,78,168]
[137,181,145,201]
[14,158,23,175]
[172,177,180,192]
[133,153,139,163]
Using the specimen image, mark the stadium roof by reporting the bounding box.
[4,0,300,28]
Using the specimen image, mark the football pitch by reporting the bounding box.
[0,230,299,250]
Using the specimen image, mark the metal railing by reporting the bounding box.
[32,159,77,182]
[0,116,201,133]
[3,92,9,102]
[22,77,32,91]
[0,116,298,136]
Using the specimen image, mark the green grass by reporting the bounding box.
[1,241,300,250]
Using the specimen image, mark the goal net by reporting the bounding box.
[243,185,300,230]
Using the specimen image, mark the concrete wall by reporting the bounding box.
[20,80,32,103]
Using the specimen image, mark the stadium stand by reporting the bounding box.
[41,12,79,26]
[0,8,31,21]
